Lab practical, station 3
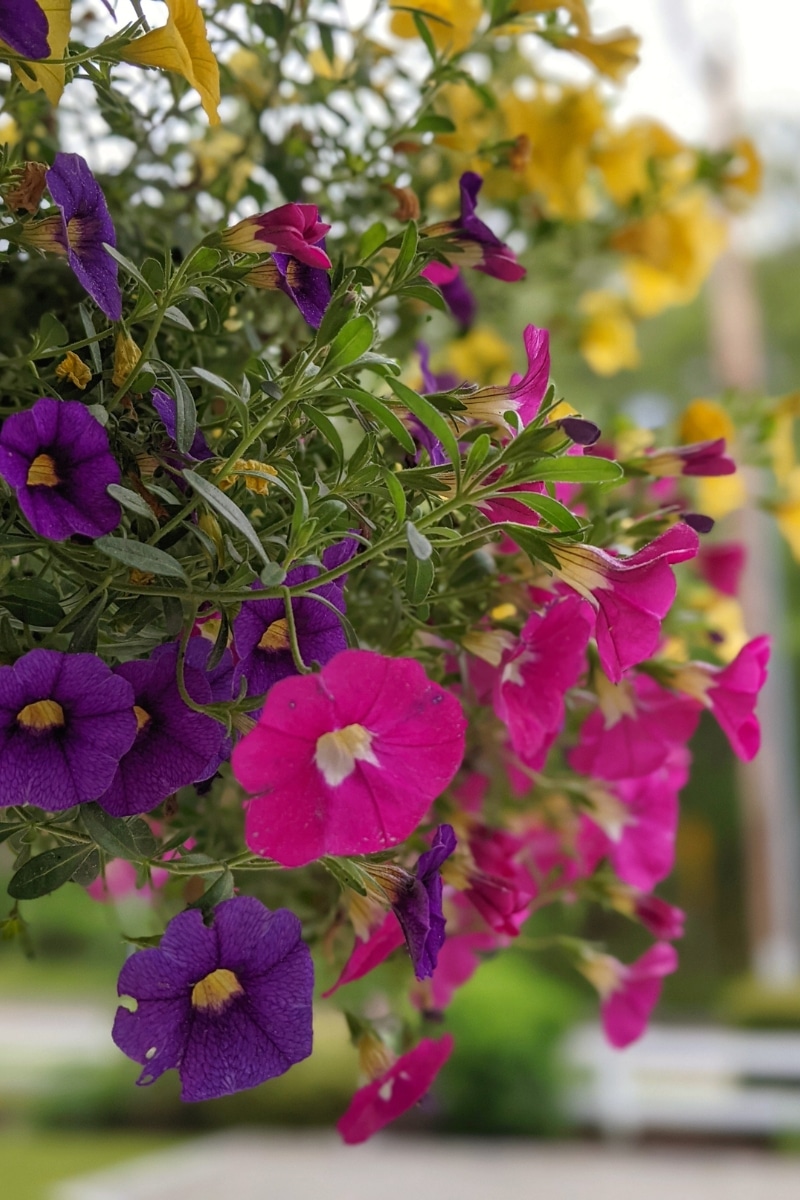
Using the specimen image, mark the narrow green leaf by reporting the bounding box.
[191,366,240,400]
[1,580,64,628]
[464,433,492,479]
[78,305,103,373]
[359,221,388,260]
[163,305,194,331]
[411,11,438,59]
[68,594,107,654]
[501,524,561,569]
[302,403,345,464]
[406,520,433,560]
[490,491,582,532]
[102,243,152,291]
[413,114,456,133]
[400,281,447,311]
[387,378,460,469]
[81,804,157,861]
[393,221,419,280]
[325,316,374,371]
[188,869,235,912]
[94,535,188,580]
[163,364,197,455]
[71,850,102,887]
[342,387,416,454]
[382,469,407,522]
[183,468,269,566]
[526,456,623,484]
[107,484,158,523]
[405,553,435,603]
[8,845,94,899]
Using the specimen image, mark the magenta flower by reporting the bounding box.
[632,892,686,941]
[233,650,467,866]
[696,541,746,597]
[1,0,50,57]
[0,398,122,541]
[43,154,122,322]
[464,824,535,936]
[0,649,137,810]
[641,438,736,478]
[669,635,770,761]
[569,672,700,781]
[96,642,227,817]
[220,203,332,269]
[581,943,678,1048]
[338,1035,454,1144]
[420,262,476,327]
[429,172,525,282]
[322,912,406,998]
[493,595,593,769]
[463,324,550,430]
[112,896,313,1101]
[550,523,700,683]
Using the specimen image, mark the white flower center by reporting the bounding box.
[315,723,378,787]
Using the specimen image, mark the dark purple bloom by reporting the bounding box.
[0,649,137,810]
[96,642,227,817]
[273,249,332,329]
[112,896,314,1102]
[683,512,715,534]
[454,172,526,282]
[185,635,235,770]
[405,343,457,468]
[151,389,213,461]
[420,262,476,327]
[45,153,122,322]
[0,0,50,57]
[232,537,357,699]
[0,397,122,541]
[557,416,602,446]
[393,824,456,981]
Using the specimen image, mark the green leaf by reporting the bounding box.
[325,316,374,371]
[1,580,64,628]
[359,221,388,260]
[406,520,433,560]
[71,850,101,888]
[259,562,287,587]
[8,844,95,899]
[81,804,157,860]
[94,535,188,580]
[188,869,235,912]
[405,552,435,603]
[191,366,241,400]
[68,594,107,654]
[387,378,460,469]
[163,364,198,455]
[464,433,492,479]
[490,491,582,532]
[400,281,447,311]
[342,387,416,454]
[191,247,221,272]
[318,21,336,64]
[302,404,345,464]
[526,456,623,484]
[411,10,438,59]
[183,469,269,567]
[78,305,103,373]
[501,524,561,570]
[107,484,158,523]
[37,313,68,351]
[413,113,456,134]
[393,221,419,280]
[382,469,407,522]
[102,243,152,291]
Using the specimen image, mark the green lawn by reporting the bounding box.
[0,1130,178,1200]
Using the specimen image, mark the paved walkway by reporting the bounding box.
[54,1133,800,1200]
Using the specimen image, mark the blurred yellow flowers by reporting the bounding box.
[124,0,221,125]
[389,0,483,53]
[578,291,640,376]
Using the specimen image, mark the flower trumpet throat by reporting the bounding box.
[315,724,378,787]
[17,698,65,731]
[191,968,244,1013]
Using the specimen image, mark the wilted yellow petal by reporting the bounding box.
[55,351,92,390]
[14,0,71,106]
[124,0,221,125]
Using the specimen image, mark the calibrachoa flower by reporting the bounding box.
[0,0,50,59]
[337,1035,454,1144]
[464,824,536,936]
[0,398,122,541]
[637,438,736,478]
[96,642,227,817]
[123,0,221,125]
[459,324,551,430]
[220,203,332,268]
[550,522,700,682]
[233,650,467,866]
[668,635,770,761]
[493,595,593,769]
[580,943,679,1048]
[0,649,137,810]
[420,261,476,327]
[245,249,332,329]
[696,541,746,597]
[322,913,406,998]
[426,172,526,282]
[36,154,123,322]
[232,537,357,699]
[630,891,686,941]
[112,896,314,1101]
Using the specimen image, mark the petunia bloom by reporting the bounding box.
[96,642,227,817]
[13,0,71,105]
[244,249,332,329]
[696,541,746,597]
[580,943,678,1048]
[464,824,536,936]
[123,0,221,125]
[0,397,122,541]
[233,650,467,867]
[420,261,476,327]
[425,172,526,282]
[668,635,770,761]
[220,204,332,269]
[337,1035,454,1144]
[39,154,123,322]
[637,438,736,478]
[112,896,314,1101]
[458,324,551,430]
[0,0,49,58]
[0,649,137,810]
[232,537,357,700]
[550,522,700,682]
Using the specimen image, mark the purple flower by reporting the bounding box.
[0,397,122,541]
[45,154,122,322]
[420,262,476,327]
[0,649,137,810]
[95,642,227,817]
[112,896,314,1102]
[557,416,601,446]
[232,537,358,700]
[273,250,332,329]
[393,824,456,980]
[0,0,50,58]
[151,388,213,461]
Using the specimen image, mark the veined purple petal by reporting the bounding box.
[46,154,122,322]
[0,0,50,58]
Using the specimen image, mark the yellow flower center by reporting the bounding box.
[315,724,378,787]
[190,968,244,1013]
[26,453,60,488]
[257,618,290,652]
[17,699,65,731]
[134,705,152,733]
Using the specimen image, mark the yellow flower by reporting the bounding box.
[55,351,92,390]
[721,137,762,209]
[306,49,350,81]
[679,399,735,444]
[689,589,748,663]
[435,82,498,156]
[112,334,141,389]
[389,0,483,53]
[501,86,606,220]
[124,0,221,125]
[190,128,252,203]
[14,0,71,106]
[549,28,640,82]
[615,190,728,316]
[0,113,20,146]
[508,0,590,33]
[694,474,746,520]
[775,467,800,562]
[593,120,688,206]
[447,326,513,385]
[217,460,278,495]
[226,48,270,106]
[578,290,640,376]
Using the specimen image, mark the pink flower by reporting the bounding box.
[633,892,685,940]
[465,824,535,935]
[669,636,770,761]
[640,439,736,477]
[581,943,678,1048]
[220,203,332,269]
[550,523,699,682]
[569,672,700,781]
[86,858,168,902]
[322,912,405,998]
[459,325,550,430]
[696,541,746,596]
[493,596,593,769]
[337,1035,454,1144]
[232,650,467,867]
